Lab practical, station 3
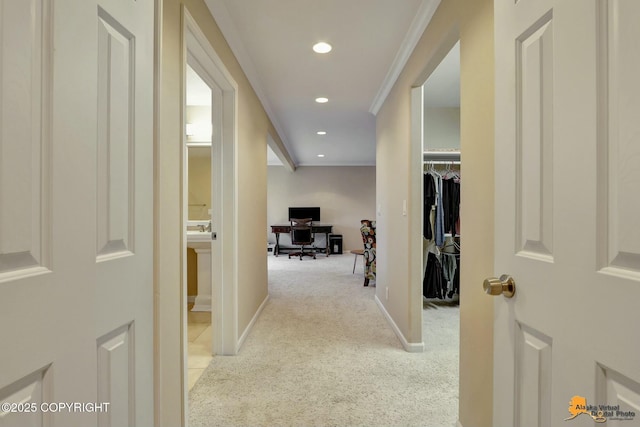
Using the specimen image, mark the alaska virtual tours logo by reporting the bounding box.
[565,396,636,423]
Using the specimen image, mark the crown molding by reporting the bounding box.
[369,0,441,115]
[204,0,297,166]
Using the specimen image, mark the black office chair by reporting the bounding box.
[288,218,316,260]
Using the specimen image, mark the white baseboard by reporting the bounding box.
[237,293,270,352]
[374,295,424,353]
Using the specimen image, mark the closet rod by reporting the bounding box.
[424,160,461,165]
[423,150,460,163]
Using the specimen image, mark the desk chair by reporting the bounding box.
[360,220,376,286]
[288,218,316,260]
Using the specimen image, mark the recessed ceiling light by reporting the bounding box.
[317,131,327,135]
[315,97,328,103]
[317,154,325,158]
[313,42,332,54]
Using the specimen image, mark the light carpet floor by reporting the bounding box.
[189,253,459,427]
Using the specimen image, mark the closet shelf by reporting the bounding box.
[423,150,461,163]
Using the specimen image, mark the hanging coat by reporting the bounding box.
[423,252,445,299]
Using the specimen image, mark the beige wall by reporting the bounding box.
[375,0,494,426]
[157,0,287,423]
[424,107,460,150]
[267,166,376,252]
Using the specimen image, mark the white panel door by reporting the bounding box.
[0,0,154,426]
[494,0,640,426]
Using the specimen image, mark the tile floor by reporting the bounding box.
[187,307,213,391]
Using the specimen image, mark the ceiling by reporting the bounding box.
[198,0,450,167]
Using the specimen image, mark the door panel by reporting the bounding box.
[94,0,154,425]
[97,8,135,258]
[596,364,640,423]
[597,0,640,275]
[0,0,154,426]
[516,14,554,260]
[0,367,50,427]
[97,324,134,427]
[514,323,552,427]
[0,0,51,278]
[495,0,640,425]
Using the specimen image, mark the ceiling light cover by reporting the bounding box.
[313,42,332,54]
[317,131,327,135]
[315,97,328,103]
[317,154,325,158]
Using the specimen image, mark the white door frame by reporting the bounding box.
[182,5,239,366]
[409,85,426,351]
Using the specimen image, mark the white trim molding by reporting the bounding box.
[237,294,270,352]
[375,295,425,353]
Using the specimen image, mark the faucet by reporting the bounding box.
[196,221,211,232]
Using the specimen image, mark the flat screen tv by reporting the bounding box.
[288,207,320,222]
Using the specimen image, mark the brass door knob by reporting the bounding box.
[483,274,516,298]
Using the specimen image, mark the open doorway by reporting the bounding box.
[184,63,213,391]
[411,39,461,424]
[421,40,461,307]
[181,9,240,418]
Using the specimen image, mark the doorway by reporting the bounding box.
[411,39,461,425]
[181,9,240,418]
[184,63,214,391]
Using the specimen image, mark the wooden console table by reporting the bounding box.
[270,224,333,257]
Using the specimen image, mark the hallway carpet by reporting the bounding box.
[188,254,459,427]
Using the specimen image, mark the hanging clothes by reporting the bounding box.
[424,169,445,246]
[423,252,445,299]
[451,254,460,297]
[422,162,461,301]
[442,176,460,236]
[423,173,435,240]
[441,253,456,289]
[441,252,460,299]
[434,172,445,246]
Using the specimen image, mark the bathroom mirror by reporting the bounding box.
[186,64,212,221]
[187,145,211,220]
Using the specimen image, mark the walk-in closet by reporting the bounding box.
[423,150,460,303]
